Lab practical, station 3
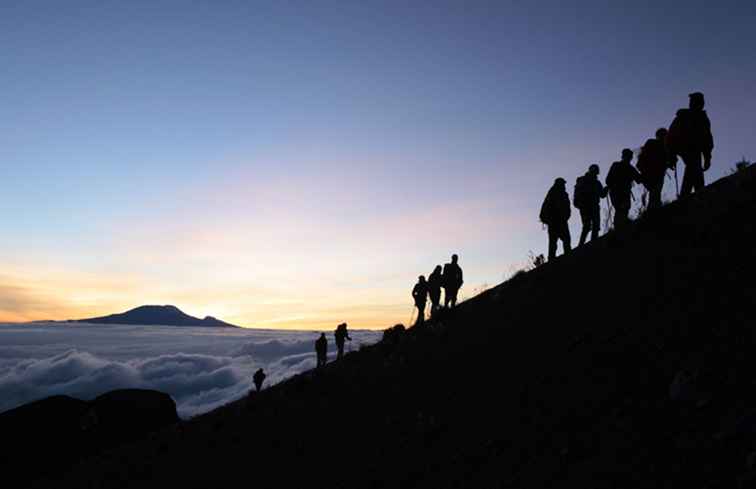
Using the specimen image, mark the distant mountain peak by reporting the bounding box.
[74,305,240,328]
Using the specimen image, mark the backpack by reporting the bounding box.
[573,175,589,209]
[539,194,551,224]
[666,109,689,155]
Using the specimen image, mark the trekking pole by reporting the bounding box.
[674,165,680,199]
[604,196,613,233]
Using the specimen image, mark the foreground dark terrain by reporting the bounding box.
[22,166,756,488]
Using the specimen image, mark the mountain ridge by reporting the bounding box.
[74,305,240,328]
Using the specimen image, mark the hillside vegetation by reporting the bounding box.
[35,166,756,488]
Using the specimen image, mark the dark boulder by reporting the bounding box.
[0,389,179,483]
[87,389,180,442]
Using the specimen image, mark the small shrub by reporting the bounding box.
[731,158,751,174]
[527,251,545,270]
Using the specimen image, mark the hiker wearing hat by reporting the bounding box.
[606,149,642,229]
[412,275,429,326]
[539,178,572,261]
[573,164,608,246]
[442,254,463,308]
[666,92,714,196]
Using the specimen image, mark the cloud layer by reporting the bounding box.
[0,323,381,417]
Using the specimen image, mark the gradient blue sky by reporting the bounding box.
[1,1,754,327]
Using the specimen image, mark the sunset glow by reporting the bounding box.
[2,2,754,329]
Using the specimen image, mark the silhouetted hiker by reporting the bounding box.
[427,265,443,316]
[412,275,429,325]
[574,164,608,246]
[315,333,327,368]
[253,368,266,392]
[334,323,351,359]
[442,254,463,308]
[637,128,675,209]
[606,149,642,229]
[540,178,572,261]
[667,92,714,196]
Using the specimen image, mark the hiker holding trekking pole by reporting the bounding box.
[606,149,642,229]
[637,128,675,210]
[573,164,608,246]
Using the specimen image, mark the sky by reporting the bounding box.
[0,322,381,416]
[1,1,755,328]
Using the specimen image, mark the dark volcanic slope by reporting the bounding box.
[42,167,756,488]
[76,305,239,328]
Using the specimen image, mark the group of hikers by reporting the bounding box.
[252,322,353,392]
[410,254,464,326]
[315,322,352,368]
[539,92,714,261]
[251,91,716,393]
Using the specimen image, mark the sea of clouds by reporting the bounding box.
[0,323,381,418]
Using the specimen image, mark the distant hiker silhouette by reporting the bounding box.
[574,164,608,246]
[412,275,429,325]
[253,368,266,392]
[442,254,463,308]
[315,333,328,368]
[667,92,714,196]
[637,128,676,209]
[606,149,642,229]
[334,323,351,359]
[540,178,572,260]
[427,265,443,316]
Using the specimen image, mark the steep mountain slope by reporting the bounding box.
[36,166,756,488]
[75,305,239,327]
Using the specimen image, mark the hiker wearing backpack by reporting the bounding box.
[412,275,429,325]
[315,333,328,367]
[540,178,572,261]
[666,92,714,196]
[637,128,676,209]
[606,149,642,229]
[427,265,443,316]
[334,323,351,359]
[574,164,608,246]
[442,254,463,308]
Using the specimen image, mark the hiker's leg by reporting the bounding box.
[680,153,698,196]
[691,153,705,192]
[579,208,590,246]
[548,226,558,261]
[614,202,629,229]
[590,205,601,241]
[649,181,662,209]
[613,207,621,229]
[561,222,572,254]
